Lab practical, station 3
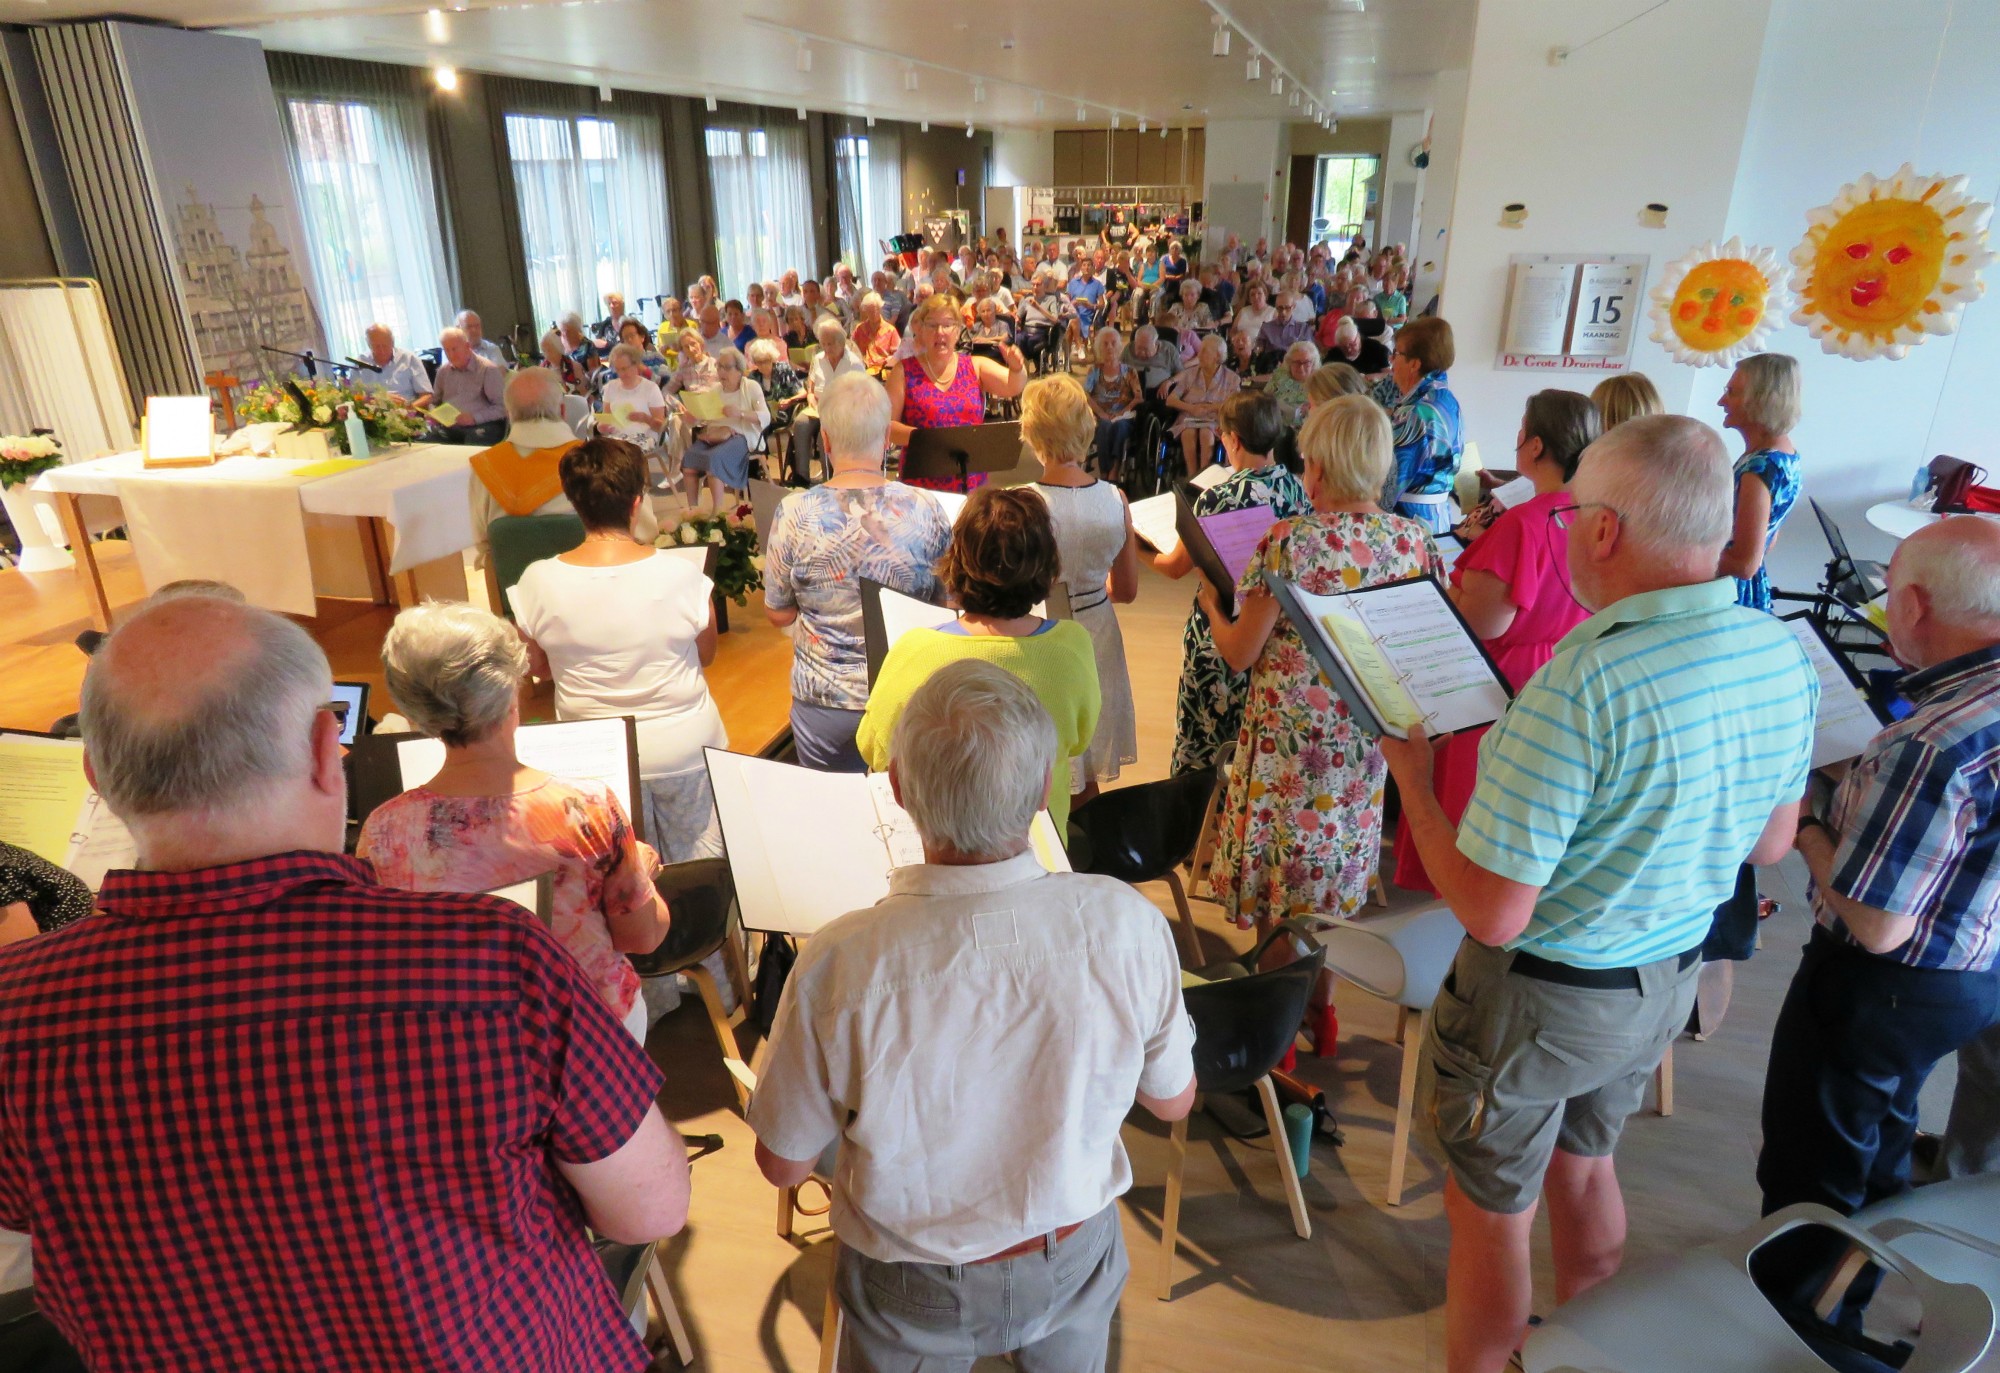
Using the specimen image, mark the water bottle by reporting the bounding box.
[1911,465,1930,503]
[345,414,371,461]
[1284,1103,1315,1178]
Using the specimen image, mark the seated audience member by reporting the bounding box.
[1267,340,1319,430]
[849,291,901,371]
[724,299,755,352]
[1383,415,1815,1373]
[510,438,728,859]
[1165,333,1241,480]
[1233,282,1277,340]
[858,486,1100,833]
[967,295,1014,348]
[1123,323,1180,394]
[558,312,597,371]
[1759,515,2000,1234]
[1200,397,1438,936]
[1372,317,1464,534]
[654,296,690,354]
[872,270,910,331]
[0,595,687,1368]
[665,327,719,397]
[0,840,91,945]
[1226,328,1261,378]
[597,291,634,350]
[763,373,953,772]
[787,319,868,485]
[681,347,768,510]
[420,325,507,445]
[540,328,590,393]
[1590,371,1664,429]
[697,304,729,354]
[782,305,815,350]
[744,337,806,432]
[1258,291,1314,362]
[1065,260,1107,360]
[617,317,668,376]
[1328,315,1391,377]
[1082,327,1142,480]
[360,322,431,404]
[749,660,1194,1372]
[358,602,669,1042]
[467,368,659,560]
[594,343,669,449]
[456,309,505,365]
[1017,275,1070,360]
[776,269,804,309]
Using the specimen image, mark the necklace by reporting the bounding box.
[920,352,956,388]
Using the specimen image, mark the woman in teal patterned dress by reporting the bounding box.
[1716,352,1802,612]
[1146,391,1310,775]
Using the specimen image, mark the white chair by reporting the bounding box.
[561,393,592,438]
[1314,902,1465,1206]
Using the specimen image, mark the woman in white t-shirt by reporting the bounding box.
[1232,282,1277,340]
[595,344,667,448]
[509,437,727,861]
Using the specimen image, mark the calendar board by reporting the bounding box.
[1497,255,1648,372]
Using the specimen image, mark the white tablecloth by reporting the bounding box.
[298,445,475,573]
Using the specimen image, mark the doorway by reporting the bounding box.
[1311,154,1380,249]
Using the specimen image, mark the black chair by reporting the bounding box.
[1067,769,1218,967]
[630,858,755,1113]
[1156,923,1324,1301]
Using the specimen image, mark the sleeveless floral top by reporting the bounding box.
[899,354,989,491]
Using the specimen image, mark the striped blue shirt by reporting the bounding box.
[1457,578,1818,968]
[1821,645,2000,970]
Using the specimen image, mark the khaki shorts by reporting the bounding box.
[1424,939,1697,1215]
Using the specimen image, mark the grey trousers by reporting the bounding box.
[1944,1018,2000,1177]
[834,1204,1127,1373]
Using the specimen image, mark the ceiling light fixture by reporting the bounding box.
[796,105,806,120]
[1290,89,1301,107]
[966,122,974,138]
[1329,118,1339,133]
[920,119,930,132]
[598,82,612,102]
[1110,114,1120,129]
[1139,118,1147,133]
[1076,104,1087,121]
[1033,94,1044,115]
[796,42,812,73]
[1211,15,1230,56]
[973,82,985,103]
[1271,74,1283,96]
[432,65,458,91]
[867,115,876,127]
[1246,53,1262,81]
[705,95,717,112]
[904,67,918,91]
[423,8,448,42]
[1161,122,1169,139]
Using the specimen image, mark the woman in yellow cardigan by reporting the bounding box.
[857,485,1101,832]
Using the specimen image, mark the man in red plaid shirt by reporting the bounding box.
[0,595,688,1370]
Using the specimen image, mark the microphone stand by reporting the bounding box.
[259,344,322,379]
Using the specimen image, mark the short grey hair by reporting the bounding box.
[439,326,468,348]
[381,602,527,747]
[365,322,392,343]
[819,372,892,461]
[80,599,331,817]
[609,342,645,369]
[1732,352,1802,434]
[559,311,585,331]
[1574,414,1734,552]
[857,291,883,315]
[891,659,1056,860]
[455,309,481,330]
[713,346,745,375]
[506,366,564,423]
[1284,339,1319,369]
[815,316,849,348]
[1895,519,2000,624]
[745,337,783,368]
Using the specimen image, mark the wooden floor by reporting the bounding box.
[0,523,1910,1371]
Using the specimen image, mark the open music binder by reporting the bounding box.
[350,716,646,842]
[859,578,1073,684]
[1262,574,1513,739]
[1782,612,1892,768]
[0,731,137,889]
[705,748,1070,936]
[1174,489,1280,615]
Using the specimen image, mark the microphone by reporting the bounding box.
[344,356,384,373]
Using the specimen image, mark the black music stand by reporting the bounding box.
[900,421,1024,494]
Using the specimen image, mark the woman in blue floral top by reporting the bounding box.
[1716,352,1802,613]
[1370,316,1463,535]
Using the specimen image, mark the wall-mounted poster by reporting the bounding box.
[1497,255,1649,372]
[1790,163,1993,361]
[1648,237,1792,368]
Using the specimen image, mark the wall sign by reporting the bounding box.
[1497,254,1649,372]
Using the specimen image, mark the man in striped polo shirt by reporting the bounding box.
[1385,413,1817,1373]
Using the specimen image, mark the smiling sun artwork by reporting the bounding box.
[1790,163,1994,361]
[1648,237,1791,367]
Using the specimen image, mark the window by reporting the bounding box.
[283,97,454,360]
[834,131,902,274]
[1312,154,1381,248]
[705,119,814,298]
[505,110,673,331]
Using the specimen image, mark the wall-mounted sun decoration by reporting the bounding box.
[1648,237,1791,367]
[1790,164,1993,360]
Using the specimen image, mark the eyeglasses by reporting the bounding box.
[1549,501,1621,531]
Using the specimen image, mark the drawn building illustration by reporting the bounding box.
[172,187,323,385]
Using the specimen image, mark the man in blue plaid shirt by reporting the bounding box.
[1760,515,2000,1224]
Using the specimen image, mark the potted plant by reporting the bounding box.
[0,432,73,572]
[656,503,764,632]
[238,378,427,454]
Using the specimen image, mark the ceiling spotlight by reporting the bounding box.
[920,119,930,132]
[973,82,985,104]
[1139,118,1147,133]
[1076,104,1087,121]
[904,67,919,92]
[1161,122,1169,139]
[432,65,458,91]
[796,42,812,73]
[1290,89,1301,107]
[1211,15,1230,56]
[1033,94,1044,115]
[1111,114,1119,129]
[1329,118,1339,133]
[796,105,806,120]
[705,95,717,112]
[866,114,877,127]
[1272,74,1283,96]
[423,7,448,42]
[1246,54,1262,81]
[598,82,613,102]
[966,122,974,138]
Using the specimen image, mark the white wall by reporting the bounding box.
[1703,0,2000,589]
[1438,0,1773,462]
[1413,68,1469,308]
[990,127,1053,187]
[1380,110,1430,254]
[1202,118,1287,258]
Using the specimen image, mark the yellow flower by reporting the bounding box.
[679,525,698,545]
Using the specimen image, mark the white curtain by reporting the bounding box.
[705,118,814,297]
[834,129,903,273]
[281,95,454,360]
[505,110,673,331]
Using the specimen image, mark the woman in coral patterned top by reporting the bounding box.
[357,603,669,1042]
[884,293,1027,493]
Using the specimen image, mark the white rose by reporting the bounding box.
[707,528,724,545]
[679,525,698,545]
[312,405,333,424]
[748,555,765,572]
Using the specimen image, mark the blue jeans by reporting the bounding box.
[1092,417,1131,474]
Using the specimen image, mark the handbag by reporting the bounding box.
[1928,454,1987,513]
[750,931,797,1037]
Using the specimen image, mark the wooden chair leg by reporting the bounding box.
[645,1249,694,1366]
[1254,1074,1312,1239]
[1387,1007,1426,1207]
[1370,871,1389,908]
[1164,870,1202,968]
[818,1244,844,1373]
[690,965,755,1112]
[778,1184,798,1241]
[1393,1004,1411,1046]
[719,920,753,1020]
[1156,1110,1190,1301]
[1654,1041,1675,1117]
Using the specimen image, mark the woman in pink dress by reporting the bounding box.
[357,602,670,1043]
[1393,389,1601,894]
[884,293,1027,493]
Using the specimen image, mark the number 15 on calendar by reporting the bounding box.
[1570,261,1646,356]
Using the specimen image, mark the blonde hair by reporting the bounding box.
[907,293,962,332]
[1591,372,1665,429]
[1020,373,1095,465]
[1732,353,1802,434]
[1306,362,1366,405]
[1298,395,1393,502]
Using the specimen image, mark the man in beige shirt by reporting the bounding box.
[749,660,1195,1373]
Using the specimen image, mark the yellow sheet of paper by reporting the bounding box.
[1861,594,1889,633]
[681,390,725,422]
[428,402,462,426]
[789,346,818,370]
[1320,610,1425,731]
[611,404,637,427]
[0,740,90,864]
[289,457,372,482]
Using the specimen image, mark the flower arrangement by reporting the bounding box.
[657,503,764,604]
[0,433,63,490]
[238,377,427,453]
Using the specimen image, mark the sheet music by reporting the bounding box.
[1785,619,1883,769]
[927,489,969,525]
[867,772,928,867]
[396,718,635,819]
[1345,580,1514,736]
[1129,492,1180,554]
[1318,608,1426,731]
[1189,464,1230,492]
[0,737,90,864]
[1434,532,1465,573]
[1490,475,1537,509]
[680,390,724,422]
[1198,504,1279,584]
[877,584,960,646]
[65,793,136,891]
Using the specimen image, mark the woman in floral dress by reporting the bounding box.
[1200,394,1439,931]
